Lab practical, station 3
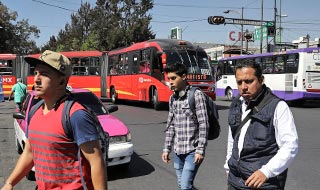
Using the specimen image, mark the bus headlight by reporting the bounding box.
[161,81,171,88]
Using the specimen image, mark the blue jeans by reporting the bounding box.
[174,151,201,190]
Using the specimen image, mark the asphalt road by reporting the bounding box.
[1,98,320,190]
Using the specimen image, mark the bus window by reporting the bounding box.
[119,54,129,74]
[150,49,163,80]
[73,66,87,75]
[141,49,151,62]
[274,55,285,73]
[87,57,100,75]
[286,54,299,73]
[131,53,140,74]
[108,55,119,75]
[255,57,262,66]
[0,60,13,75]
[225,60,235,75]
[262,56,274,73]
[139,60,150,73]
[165,51,182,64]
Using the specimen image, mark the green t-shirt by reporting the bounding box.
[12,82,28,103]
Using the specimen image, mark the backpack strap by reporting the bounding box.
[167,95,175,128]
[61,98,76,141]
[61,97,89,190]
[187,87,198,112]
[26,99,44,137]
[188,86,203,121]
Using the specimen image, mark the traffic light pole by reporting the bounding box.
[208,16,275,53]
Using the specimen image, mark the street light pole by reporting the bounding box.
[224,8,244,55]
[181,26,189,40]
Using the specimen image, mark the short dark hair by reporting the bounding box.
[164,62,187,77]
[235,59,262,78]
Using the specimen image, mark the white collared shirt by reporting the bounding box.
[224,97,299,179]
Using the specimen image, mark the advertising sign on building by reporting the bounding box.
[171,27,182,40]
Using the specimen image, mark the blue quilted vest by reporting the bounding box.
[227,86,287,189]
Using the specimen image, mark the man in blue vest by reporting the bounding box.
[224,59,298,190]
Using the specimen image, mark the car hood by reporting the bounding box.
[97,114,129,137]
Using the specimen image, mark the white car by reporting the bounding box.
[13,89,134,180]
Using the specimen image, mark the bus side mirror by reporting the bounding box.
[156,51,164,55]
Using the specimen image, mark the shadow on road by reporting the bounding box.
[106,100,231,112]
[216,104,230,111]
[288,100,320,108]
[108,152,155,181]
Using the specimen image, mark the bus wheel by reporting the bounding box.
[226,88,233,101]
[152,88,161,110]
[111,88,117,104]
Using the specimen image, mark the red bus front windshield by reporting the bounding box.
[164,50,213,81]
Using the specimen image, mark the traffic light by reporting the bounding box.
[208,16,225,25]
[267,26,275,36]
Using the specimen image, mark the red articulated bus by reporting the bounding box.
[25,51,108,97]
[106,39,216,110]
[0,54,23,97]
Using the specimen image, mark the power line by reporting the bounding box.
[31,0,77,12]
[153,3,273,10]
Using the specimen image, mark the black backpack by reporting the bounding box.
[170,87,221,140]
[27,96,109,165]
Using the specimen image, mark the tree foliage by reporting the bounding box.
[1,0,155,53]
[0,2,40,54]
[52,0,155,51]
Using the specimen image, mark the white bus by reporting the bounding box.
[216,47,320,103]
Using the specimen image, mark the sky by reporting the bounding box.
[2,0,320,49]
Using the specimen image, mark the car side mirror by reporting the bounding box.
[12,112,26,120]
[107,105,118,113]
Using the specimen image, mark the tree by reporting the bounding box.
[0,2,40,54]
[41,36,58,52]
[54,0,155,51]
[96,0,155,50]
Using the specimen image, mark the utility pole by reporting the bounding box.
[274,0,277,47]
[241,7,244,55]
[279,0,282,44]
[260,0,264,53]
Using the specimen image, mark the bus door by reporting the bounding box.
[117,53,133,100]
[100,52,108,98]
[284,54,299,100]
[150,48,164,81]
[132,50,149,101]
[219,60,237,97]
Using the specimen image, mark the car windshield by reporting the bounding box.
[72,92,107,116]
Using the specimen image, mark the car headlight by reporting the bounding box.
[109,133,132,144]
